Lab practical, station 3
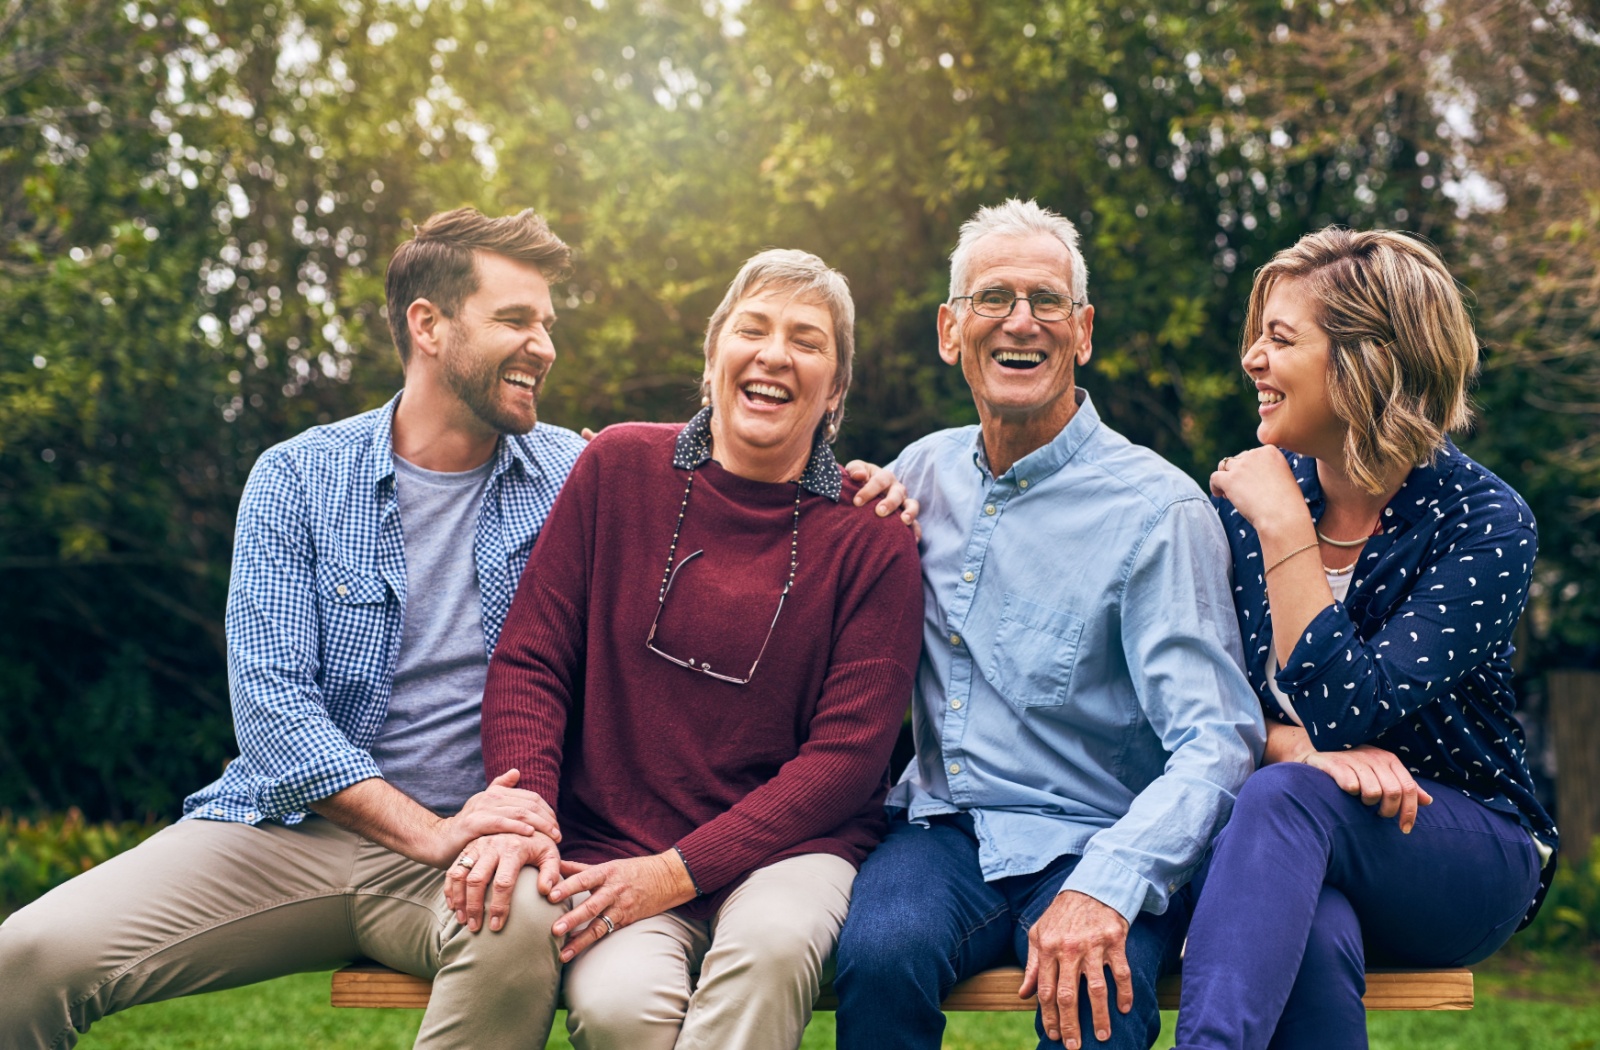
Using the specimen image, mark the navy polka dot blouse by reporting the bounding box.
[1218,441,1557,924]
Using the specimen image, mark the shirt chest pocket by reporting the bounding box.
[990,593,1086,709]
[317,564,389,671]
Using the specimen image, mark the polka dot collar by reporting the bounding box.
[671,406,843,502]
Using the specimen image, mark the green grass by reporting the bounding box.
[73,951,1600,1049]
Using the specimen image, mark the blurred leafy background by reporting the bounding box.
[2,0,1597,828]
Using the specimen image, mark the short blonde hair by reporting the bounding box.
[1244,228,1478,493]
[701,248,855,444]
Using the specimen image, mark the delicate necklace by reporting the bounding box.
[1317,517,1380,575]
[1316,519,1383,547]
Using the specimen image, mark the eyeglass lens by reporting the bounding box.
[970,288,1073,321]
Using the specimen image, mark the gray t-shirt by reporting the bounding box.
[368,453,494,815]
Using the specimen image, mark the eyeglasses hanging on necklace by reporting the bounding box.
[644,470,801,686]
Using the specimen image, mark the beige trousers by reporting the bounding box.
[0,816,567,1050]
[563,852,857,1050]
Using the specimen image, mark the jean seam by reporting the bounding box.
[946,901,1012,976]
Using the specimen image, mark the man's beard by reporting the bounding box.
[440,331,538,435]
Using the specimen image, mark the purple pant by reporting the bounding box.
[1174,762,1540,1050]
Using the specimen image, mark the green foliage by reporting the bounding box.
[1,0,1595,818]
[0,809,166,914]
[1515,838,1600,954]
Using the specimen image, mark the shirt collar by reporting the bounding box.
[371,391,542,492]
[969,388,1101,482]
[671,405,843,501]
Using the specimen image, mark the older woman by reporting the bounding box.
[1177,229,1556,1049]
[449,248,923,1050]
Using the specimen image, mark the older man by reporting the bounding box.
[0,208,584,1049]
[834,199,1265,1050]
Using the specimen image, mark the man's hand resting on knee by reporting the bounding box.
[446,831,563,932]
[1020,890,1132,1049]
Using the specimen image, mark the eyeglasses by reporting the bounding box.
[645,470,800,686]
[951,288,1085,322]
[646,550,789,685]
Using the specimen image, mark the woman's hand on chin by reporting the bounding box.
[547,851,699,961]
[1209,445,1308,537]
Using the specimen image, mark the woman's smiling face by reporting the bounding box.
[705,285,841,479]
[1243,278,1344,459]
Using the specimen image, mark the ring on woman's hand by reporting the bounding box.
[454,855,475,870]
[1218,456,1233,471]
[598,914,616,935]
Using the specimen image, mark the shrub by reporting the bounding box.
[0,809,167,914]
[1514,837,1600,953]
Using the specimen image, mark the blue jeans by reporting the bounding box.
[1174,762,1542,1050]
[835,814,1187,1050]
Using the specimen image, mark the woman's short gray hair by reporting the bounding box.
[949,199,1090,303]
[701,248,856,444]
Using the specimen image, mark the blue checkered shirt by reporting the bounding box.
[183,394,585,825]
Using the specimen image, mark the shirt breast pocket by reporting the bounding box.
[317,564,389,672]
[990,593,1086,709]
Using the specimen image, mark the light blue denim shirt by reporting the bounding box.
[887,391,1265,923]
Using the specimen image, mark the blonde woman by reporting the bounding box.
[1177,229,1556,1049]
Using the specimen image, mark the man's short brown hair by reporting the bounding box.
[385,207,572,363]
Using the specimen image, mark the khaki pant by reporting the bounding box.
[0,817,566,1050]
[563,853,857,1050]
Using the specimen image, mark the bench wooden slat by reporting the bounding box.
[331,963,1472,1012]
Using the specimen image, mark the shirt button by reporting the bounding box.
[336,584,349,596]
[245,812,258,821]
[948,762,962,775]
[962,571,975,583]
[1018,479,1030,489]
[950,633,961,646]
[984,504,997,516]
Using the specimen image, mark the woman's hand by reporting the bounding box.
[547,851,698,961]
[1266,722,1433,833]
[445,830,562,932]
[1209,446,1308,537]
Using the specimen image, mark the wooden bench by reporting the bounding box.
[331,962,1473,1012]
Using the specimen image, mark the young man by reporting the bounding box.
[0,208,583,1049]
[833,200,1266,1050]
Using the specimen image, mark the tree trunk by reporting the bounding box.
[1548,669,1600,865]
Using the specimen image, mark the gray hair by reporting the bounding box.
[949,199,1090,304]
[701,248,856,444]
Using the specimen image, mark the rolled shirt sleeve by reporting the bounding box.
[220,449,384,821]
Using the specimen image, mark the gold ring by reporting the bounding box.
[1218,456,1233,471]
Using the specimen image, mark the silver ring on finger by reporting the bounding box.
[598,913,616,936]
[454,854,475,870]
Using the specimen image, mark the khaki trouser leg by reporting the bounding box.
[562,853,856,1050]
[0,817,567,1050]
[564,907,707,1050]
[414,862,568,1050]
[678,853,856,1050]
[0,818,367,1050]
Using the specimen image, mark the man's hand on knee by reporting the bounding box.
[1020,890,1132,1049]
[446,831,562,933]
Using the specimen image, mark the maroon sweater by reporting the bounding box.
[481,422,922,917]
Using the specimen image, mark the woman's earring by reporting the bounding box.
[701,394,710,407]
